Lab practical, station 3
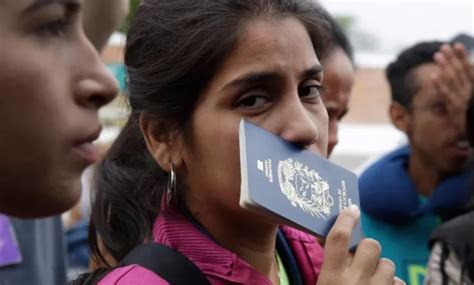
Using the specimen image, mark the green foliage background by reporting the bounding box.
[119,0,141,33]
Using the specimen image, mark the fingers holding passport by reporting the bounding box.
[320,205,360,271]
[317,205,405,285]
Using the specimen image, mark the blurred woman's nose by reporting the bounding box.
[277,100,322,149]
[73,37,119,109]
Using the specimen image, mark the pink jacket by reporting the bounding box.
[99,206,324,285]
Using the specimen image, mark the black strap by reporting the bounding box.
[276,229,304,285]
[120,243,211,285]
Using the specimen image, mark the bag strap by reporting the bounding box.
[120,243,211,285]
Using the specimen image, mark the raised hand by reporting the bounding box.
[432,43,473,132]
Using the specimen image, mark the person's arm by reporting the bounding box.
[82,0,130,52]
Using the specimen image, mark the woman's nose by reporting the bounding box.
[73,36,119,109]
[74,68,118,109]
[277,101,322,149]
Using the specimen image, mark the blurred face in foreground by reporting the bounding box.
[0,0,118,218]
[321,47,355,156]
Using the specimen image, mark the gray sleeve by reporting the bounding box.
[424,241,469,285]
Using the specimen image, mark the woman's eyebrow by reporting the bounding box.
[221,65,324,92]
[222,71,284,91]
[303,65,324,78]
[22,0,81,15]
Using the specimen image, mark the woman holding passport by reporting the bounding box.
[74,0,404,284]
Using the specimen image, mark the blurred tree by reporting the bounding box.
[334,15,355,34]
[119,0,141,33]
[334,15,380,51]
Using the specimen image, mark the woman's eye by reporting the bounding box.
[37,19,70,37]
[236,95,270,109]
[299,84,324,98]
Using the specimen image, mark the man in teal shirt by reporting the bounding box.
[359,40,473,284]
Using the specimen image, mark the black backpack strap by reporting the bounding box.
[120,243,211,285]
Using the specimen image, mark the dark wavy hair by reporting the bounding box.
[386,41,444,108]
[71,0,330,283]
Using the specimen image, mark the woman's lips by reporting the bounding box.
[74,142,99,164]
[73,126,102,164]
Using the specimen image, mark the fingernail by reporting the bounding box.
[394,276,406,285]
[347,204,360,217]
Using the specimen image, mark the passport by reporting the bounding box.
[239,119,364,248]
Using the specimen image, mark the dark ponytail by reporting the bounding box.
[69,116,165,284]
[73,0,330,283]
[90,115,166,264]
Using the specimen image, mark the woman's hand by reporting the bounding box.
[317,205,405,285]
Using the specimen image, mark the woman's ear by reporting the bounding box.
[389,102,411,134]
[140,114,183,172]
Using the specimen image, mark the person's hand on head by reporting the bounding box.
[317,205,405,285]
[432,43,473,132]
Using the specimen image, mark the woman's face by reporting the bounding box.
[321,47,355,156]
[0,0,118,217]
[181,17,328,221]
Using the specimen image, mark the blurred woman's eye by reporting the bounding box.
[299,83,324,99]
[37,19,70,37]
[236,94,270,109]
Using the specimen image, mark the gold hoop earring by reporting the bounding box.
[166,163,177,206]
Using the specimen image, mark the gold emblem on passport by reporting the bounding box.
[278,158,334,220]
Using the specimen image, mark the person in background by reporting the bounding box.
[358,39,473,285]
[318,8,355,156]
[0,0,126,284]
[424,33,474,285]
[74,1,402,284]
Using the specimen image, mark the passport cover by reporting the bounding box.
[239,119,363,248]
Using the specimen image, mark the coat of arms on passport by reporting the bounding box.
[239,119,363,247]
[278,158,334,220]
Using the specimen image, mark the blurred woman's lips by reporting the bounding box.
[73,126,102,164]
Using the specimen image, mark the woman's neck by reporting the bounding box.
[186,200,280,283]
